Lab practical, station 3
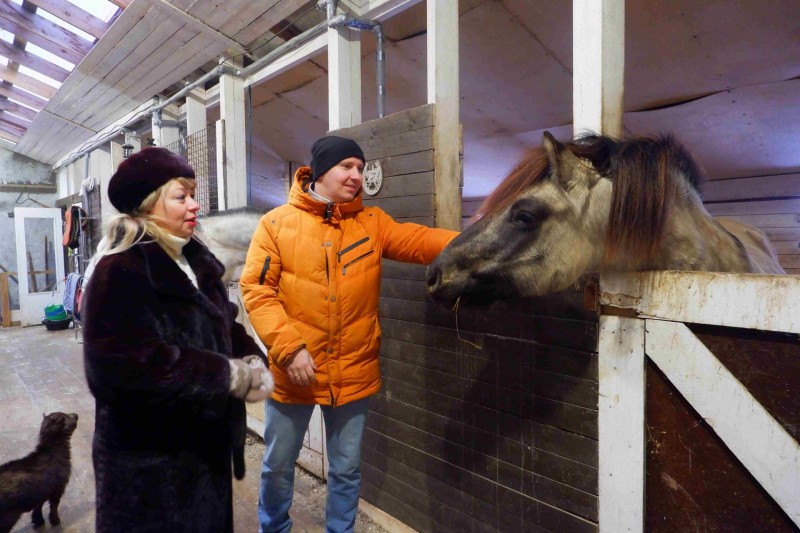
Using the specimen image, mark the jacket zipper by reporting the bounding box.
[258,256,271,285]
[342,250,374,275]
[337,237,369,263]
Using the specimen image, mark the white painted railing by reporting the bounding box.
[597,271,800,532]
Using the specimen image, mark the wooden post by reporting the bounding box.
[0,273,10,327]
[598,314,645,533]
[185,88,207,137]
[573,0,624,138]
[427,0,461,230]
[215,119,227,211]
[328,6,361,130]
[185,88,210,212]
[219,61,248,209]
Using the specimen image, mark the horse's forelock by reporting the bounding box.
[477,148,550,220]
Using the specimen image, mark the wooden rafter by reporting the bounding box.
[0,40,70,82]
[25,0,110,40]
[0,98,37,121]
[0,109,31,130]
[0,64,57,100]
[0,128,21,143]
[0,84,47,111]
[108,0,131,10]
[0,1,93,65]
[0,117,26,138]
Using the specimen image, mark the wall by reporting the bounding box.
[0,146,55,312]
[703,175,800,274]
[333,106,600,532]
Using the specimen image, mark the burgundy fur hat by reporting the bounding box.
[108,147,195,215]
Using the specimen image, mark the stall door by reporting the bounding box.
[14,208,65,326]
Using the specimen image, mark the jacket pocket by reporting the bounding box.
[258,256,271,285]
[341,250,374,275]
[337,237,369,263]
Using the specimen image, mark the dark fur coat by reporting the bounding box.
[82,238,263,533]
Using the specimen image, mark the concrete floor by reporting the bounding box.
[0,324,390,533]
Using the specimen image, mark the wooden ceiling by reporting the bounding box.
[1,0,310,163]
[0,0,128,145]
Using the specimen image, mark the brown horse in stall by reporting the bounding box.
[427,132,784,307]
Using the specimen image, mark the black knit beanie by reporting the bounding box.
[310,136,365,182]
[108,147,195,215]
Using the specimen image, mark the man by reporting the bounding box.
[240,136,458,532]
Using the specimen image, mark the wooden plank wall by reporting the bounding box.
[333,106,600,532]
[703,174,800,275]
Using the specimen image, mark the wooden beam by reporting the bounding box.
[704,173,800,202]
[0,119,26,138]
[0,98,37,121]
[0,83,47,110]
[0,40,70,83]
[0,111,31,131]
[0,128,21,144]
[573,0,624,138]
[600,270,800,334]
[705,198,800,217]
[0,1,92,65]
[0,64,57,99]
[25,0,109,40]
[427,0,461,230]
[108,0,131,8]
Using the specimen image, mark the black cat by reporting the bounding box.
[0,412,79,533]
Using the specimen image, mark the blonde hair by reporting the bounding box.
[97,177,196,259]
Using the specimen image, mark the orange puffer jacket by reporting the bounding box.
[240,167,458,406]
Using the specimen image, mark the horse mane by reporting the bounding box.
[479,133,706,262]
[477,148,550,219]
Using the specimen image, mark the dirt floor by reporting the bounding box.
[0,324,389,533]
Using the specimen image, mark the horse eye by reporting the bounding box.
[514,210,536,225]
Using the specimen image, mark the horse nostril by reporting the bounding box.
[426,266,442,289]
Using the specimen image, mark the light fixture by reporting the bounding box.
[146,138,156,147]
[121,142,134,158]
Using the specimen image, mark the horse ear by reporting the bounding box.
[542,131,586,189]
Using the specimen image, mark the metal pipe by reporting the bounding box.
[54,64,231,171]
[237,21,329,79]
[326,13,386,118]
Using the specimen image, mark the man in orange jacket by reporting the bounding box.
[241,136,458,532]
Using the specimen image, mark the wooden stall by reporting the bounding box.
[598,271,799,531]
[332,105,601,532]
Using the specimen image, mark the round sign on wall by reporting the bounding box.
[362,160,384,196]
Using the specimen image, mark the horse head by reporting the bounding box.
[427,132,614,307]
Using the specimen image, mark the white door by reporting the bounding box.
[14,207,65,327]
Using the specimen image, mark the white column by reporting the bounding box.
[219,69,248,208]
[152,103,181,148]
[328,12,361,130]
[598,314,645,533]
[573,0,624,138]
[185,88,207,136]
[427,0,461,230]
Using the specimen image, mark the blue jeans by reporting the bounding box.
[258,397,370,533]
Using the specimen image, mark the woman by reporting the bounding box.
[82,147,272,533]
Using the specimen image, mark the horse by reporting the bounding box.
[427,132,784,307]
[195,207,264,283]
